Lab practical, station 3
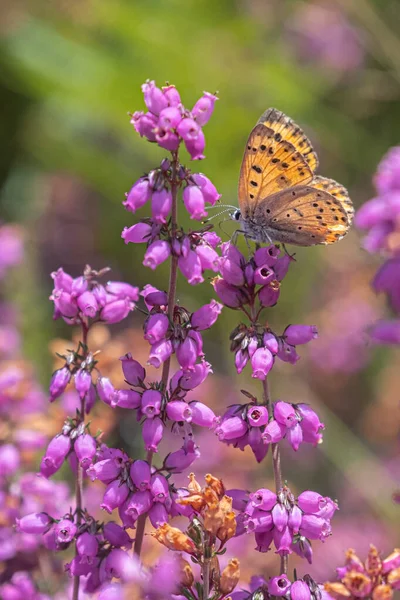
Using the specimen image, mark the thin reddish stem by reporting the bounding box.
[134,151,179,557]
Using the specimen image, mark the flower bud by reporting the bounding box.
[178,251,204,285]
[148,339,174,368]
[141,389,162,418]
[144,313,169,344]
[54,518,77,544]
[101,298,133,324]
[150,473,169,503]
[123,178,151,213]
[131,111,158,141]
[249,488,276,511]
[130,460,151,491]
[251,347,274,380]
[183,185,207,220]
[142,417,164,452]
[76,532,98,560]
[274,401,298,428]
[149,503,169,528]
[49,367,71,401]
[121,222,152,244]
[96,376,116,406]
[152,523,197,553]
[166,400,192,422]
[189,401,216,428]
[191,173,221,205]
[120,353,146,385]
[247,405,269,427]
[284,325,318,345]
[87,458,122,483]
[74,369,92,399]
[142,80,168,115]
[106,281,139,301]
[74,433,97,469]
[103,522,133,549]
[191,300,223,331]
[185,129,206,160]
[152,188,172,224]
[215,416,248,441]
[268,575,291,597]
[213,277,248,308]
[16,512,52,534]
[162,84,181,107]
[101,480,130,513]
[177,118,201,141]
[220,558,240,595]
[77,291,98,318]
[113,388,141,409]
[143,240,171,270]
[105,548,141,582]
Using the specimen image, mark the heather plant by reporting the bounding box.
[3,83,400,600]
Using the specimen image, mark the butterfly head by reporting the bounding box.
[231,209,242,222]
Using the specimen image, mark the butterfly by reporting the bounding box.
[233,108,354,246]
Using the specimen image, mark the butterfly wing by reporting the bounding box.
[238,123,313,218]
[311,176,354,224]
[258,108,319,173]
[252,182,352,246]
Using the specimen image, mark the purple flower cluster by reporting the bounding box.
[131,80,217,160]
[356,146,400,346]
[230,573,322,600]
[97,352,215,454]
[16,510,139,593]
[237,486,338,562]
[213,243,317,378]
[39,427,98,478]
[215,400,324,462]
[0,571,50,600]
[87,444,192,529]
[50,265,138,325]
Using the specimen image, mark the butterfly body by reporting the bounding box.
[236,108,353,247]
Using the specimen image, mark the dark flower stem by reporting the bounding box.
[262,377,287,575]
[72,322,89,600]
[134,151,179,557]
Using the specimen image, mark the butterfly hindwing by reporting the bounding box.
[311,176,354,224]
[258,108,319,173]
[238,123,313,218]
[253,184,351,246]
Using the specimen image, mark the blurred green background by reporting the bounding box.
[1,0,400,580]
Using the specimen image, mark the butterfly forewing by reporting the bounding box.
[238,123,313,218]
[257,108,319,173]
[253,185,351,246]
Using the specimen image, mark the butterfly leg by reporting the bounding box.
[282,243,297,261]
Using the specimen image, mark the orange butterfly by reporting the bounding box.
[233,108,353,246]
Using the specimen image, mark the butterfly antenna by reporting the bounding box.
[203,208,234,223]
[207,204,237,210]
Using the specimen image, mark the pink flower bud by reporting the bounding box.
[290,580,312,600]
[131,111,158,141]
[49,367,70,401]
[101,480,130,513]
[213,277,248,308]
[122,222,152,244]
[177,117,200,141]
[277,340,300,364]
[162,84,181,106]
[216,416,248,441]
[288,505,302,534]
[74,434,97,469]
[113,389,141,409]
[274,254,292,281]
[251,347,274,380]
[103,522,132,549]
[141,389,162,418]
[123,178,151,213]
[143,240,171,270]
[249,488,276,511]
[255,530,274,552]
[299,515,329,540]
[158,106,182,130]
[87,458,122,483]
[292,536,313,564]
[254,265,275,286]
[166,400,192,422]
[184,128,206,160]
[148,339,174,368]
[164,441,200,472]
[74,369,92,399]
[125,490,152,518]
[274,401,298,428]
[297,491,326,514]
[191,173,221,205]
[219,255,245,286]
[189,401,216,428]
[263,332,279,354]
[183,185,207,220]
[130,460,151,491]
[246,508,273,533]
[273,525,293,554]
[195,244,219,272]
[268,575,291,597]
[151,188,172,224]
[142,80,168,115]
[249,426,269,462]
[51,290,78,318]
[192,92,218,126]
[71,276,88,298]
[92,284,107,307]
[287,422,303,451]
[142,417,164,451]
[105,548,140,582]
[106,281,139,301]
[120,353,146,385]
[177,360,212,390]
[16,512,51,534]
[51,267,73,292]
[262,420,285,445]
[178,250,204,285]
[247,405,269,427]
[144,313,169,344]
[97,376,116,406]
[284,325,318,345]
[235,349,249,374]
[191,300,223,331]
[54,518,77,543]
[150,473,169,503]
[40,434,71,477]
[149,503,169,528]
[259,282,281,307]
[101,298,133,324]
[76,532,98,561]
[272,503,288,531]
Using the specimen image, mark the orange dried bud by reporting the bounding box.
[152,524,197,554]
[220,558,240,595]
[177,555,194,588]
[177,493,206,512]
[188,473,202,493]
[205,473,225,498]
[324,582,352,598]
[372,584,393,600]
[387,567,400,586]
[204,505,224,535]
[219,495,233,513]
[217,510,237,543]
[343,572,372,598]
[366,544,382,577]
[203,486,219,508]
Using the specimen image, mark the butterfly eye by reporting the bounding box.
[232,210,241,222]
